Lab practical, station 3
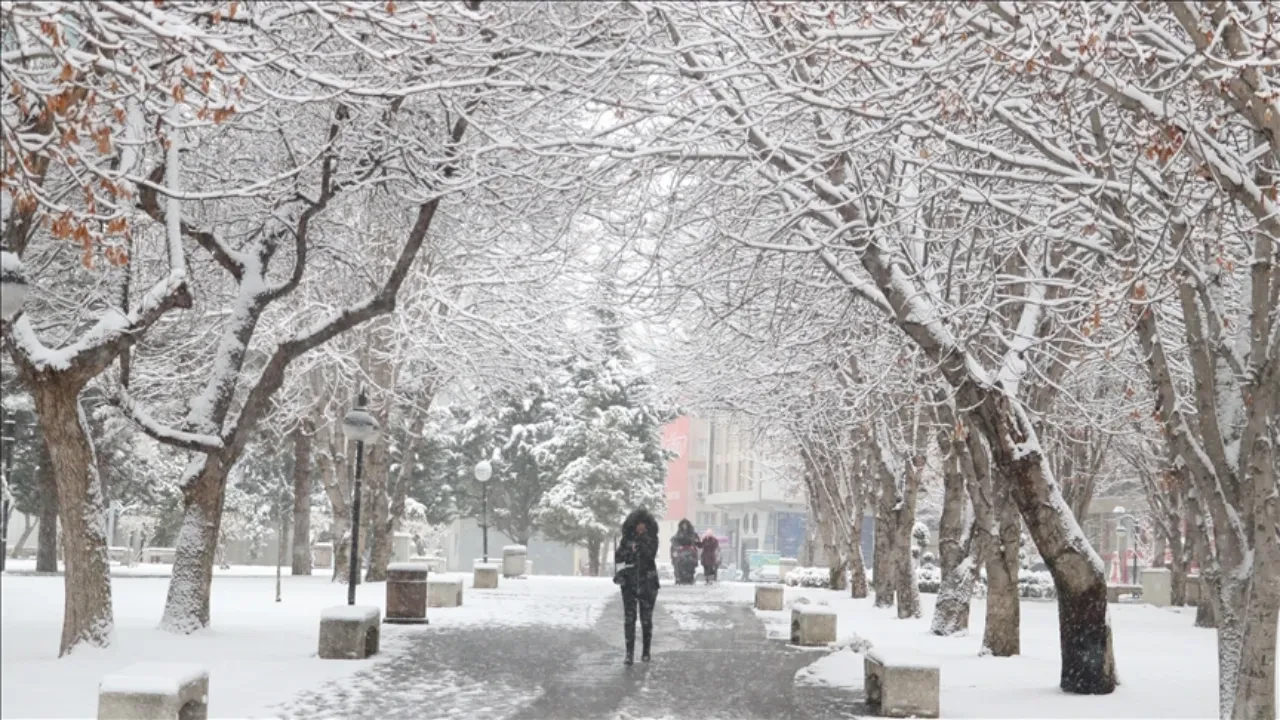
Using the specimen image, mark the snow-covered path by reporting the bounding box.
[273,581,855,720]
[3,570,1254,719]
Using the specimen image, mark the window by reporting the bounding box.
[694,473,707,498]
[694,438,709,459]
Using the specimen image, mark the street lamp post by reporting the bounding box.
[474,460,493,563]
[342,391,380,606]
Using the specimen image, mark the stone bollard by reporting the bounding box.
[790,605,837,646]
[98,663,209,720]
[474,563,500,589]
[779,557,798,582]
[754,584,785,611]
[1142,567,1173,607]
[525,559,534,577]
[1185,574,1202,606]
[503,545,528,578]
[318,606,381,659]
[385,562,430,625]
[313,542,333,569]
[429,578,464,608]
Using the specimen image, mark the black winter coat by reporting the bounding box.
[616,509,660,593]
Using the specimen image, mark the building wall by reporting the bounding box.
[443,517,577,576]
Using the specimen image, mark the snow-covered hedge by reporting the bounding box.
[777,564,1057,600]
[783,567,831,588]
[916,565,942,594]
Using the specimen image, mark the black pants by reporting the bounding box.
[621,584,657,653]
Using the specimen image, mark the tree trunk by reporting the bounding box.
[848,507,868,598]
[893,456,922,620]
[873,477,896,608]
[31,382,113,656]
[586,537,602,576]
[1168,533,1187,607]
[276,500,289,602]
[11,514,34,558]
[932,451,969,632]
[331,513,351,584]
[960,427,1021,656]
[965,391,1111,692]
[36,437,58,573]
[984,483,1022,657]
[290,422,313,576]
[161,460,229,633]
[362,437,393,582]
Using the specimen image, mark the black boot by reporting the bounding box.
[641,628,652,662]
[625,625,636,665]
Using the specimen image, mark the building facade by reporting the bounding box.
[659,415,807,571]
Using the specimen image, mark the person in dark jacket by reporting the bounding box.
[700,531,720,584]
[670,518,703,584]
[615,507,660,665]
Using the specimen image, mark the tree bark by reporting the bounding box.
[848,498,868,598]
[959,426,1021,656]
[893,453,923,619]
[985,477,1022,657]
[11,514,34,558]
[36,436,58,573]
[586,536,602,576]
[31,382,113,656]
[936,453,967,594]
[290,421,313,576]
[160,460,230,633]
[872,473,896,608]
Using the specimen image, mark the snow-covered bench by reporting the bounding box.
[790,605,836,646]
[864,649,940,718]
[1106,584,1142,603]
[755,584,784,611]
[429,577,464,607]
[473,562,499,589]
[97,662,209,720]
[318,605,381,659]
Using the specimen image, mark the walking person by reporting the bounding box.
[700,531,721,584]
[614,507,660,665]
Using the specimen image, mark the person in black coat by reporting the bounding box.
[614,507,660,665]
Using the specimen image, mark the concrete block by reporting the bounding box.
[1186,574,1203,606]
[1106,584,1142,603]
[503,545,528,578]
[779,557,798,581]
[429,578,464,608]
[143,547,176,564]
[318,605,381,660]
[865,650,940,718]
[98,662,209,720]
[755,584,784,611]
[473,564,499,589]
[790,605,836,646]
[313,543,333,569]
[1142,568,1172,607]
[385,562,429,625]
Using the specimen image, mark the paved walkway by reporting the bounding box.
[277,584,863,720]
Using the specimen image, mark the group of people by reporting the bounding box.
[670,518,721,583]
[612,509,721,665]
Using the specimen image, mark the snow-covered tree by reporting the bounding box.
[537,299,674,574]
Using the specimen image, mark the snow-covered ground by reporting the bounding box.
[1,570,613,719]
[750,584,1259,719]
